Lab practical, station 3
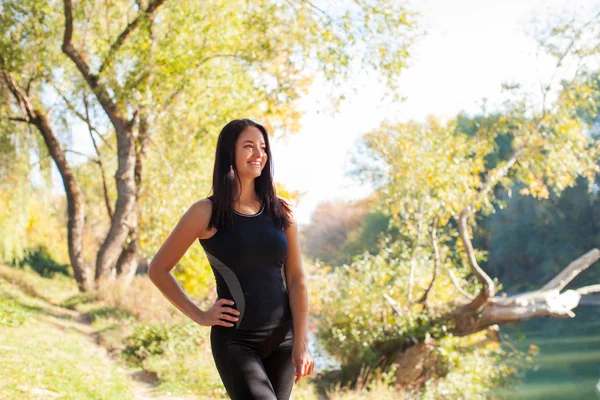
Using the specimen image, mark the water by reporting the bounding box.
[500,305,600,400]
[308,306,600,398]
[308,330,340,372]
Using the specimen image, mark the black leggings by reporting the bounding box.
[210,319,295,399]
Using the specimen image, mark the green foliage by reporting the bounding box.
[0,299,31,327]
[1,0,418,299]
[302,197,394,266]
[419,334,528,400]
[315,249,446,369]
[122,321,226,396]
[315,247,526,397]
[123,322,208,364]
[479,177,600,291]
[123,323,172,363]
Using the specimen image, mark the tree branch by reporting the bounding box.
[383,292,404,317]
[407,211,425,303]
[576,284,600,296]
[418,218,440,304]
[1,69,35,121]
[97,0,167,75]
[83,93,113,220]
[8,116,29,123]
[450,248,600,336]
[456,145,528,311]
[540,249,600,291]
[456,210,496,311]
[447,269,475,300]
[62,0,124,127]
[65,148,99,161]
[50,82,112,149]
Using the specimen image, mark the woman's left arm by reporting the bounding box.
[283,204,315,384]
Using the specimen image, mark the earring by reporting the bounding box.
[227,165,235,179]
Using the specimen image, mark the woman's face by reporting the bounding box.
[234,126,268,179]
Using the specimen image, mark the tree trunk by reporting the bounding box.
[448,249,600,336]
[61,0,165,285]
[0,69,94,291]
[94,124,138,283]
[34,112,94,291]
[115,110,151,285]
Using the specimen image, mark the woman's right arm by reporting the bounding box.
[148,199,239,327]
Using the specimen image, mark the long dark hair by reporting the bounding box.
[207,118,291,231]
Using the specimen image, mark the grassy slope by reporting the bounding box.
[0,264,133,399]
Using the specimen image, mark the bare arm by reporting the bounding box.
[148,199,239,327]
[282,200,315,382]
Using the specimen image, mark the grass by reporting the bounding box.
[0,262,407,400]
[0,267,133,400]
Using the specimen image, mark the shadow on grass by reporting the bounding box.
[1,290,77,322]
[86,306,132,324]
[12,246,72,278]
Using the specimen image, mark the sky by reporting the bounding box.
[48,0,598,225]
[270,0,600,225]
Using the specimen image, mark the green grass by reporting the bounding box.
[0,315,134,399]
[0,269,134,399]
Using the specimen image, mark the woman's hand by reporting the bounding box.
[194,298,240,327]
[292,338,315,384]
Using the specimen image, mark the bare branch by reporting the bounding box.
[540,249,600,291]
[576,284,600,296]
[1,67,34,120]
[65,148,99,162]
[447,269,475,300]
[418,218,440,304]
[450,249,600,335]
[383,292,403,317]
[540,11,600,110]
[62,0,123,129]
[456,210,496,311]
[407,210,425,303]
[62,0,98,90]
[8,116,29,123]
[83,94,113,220]
[455,143,530,312]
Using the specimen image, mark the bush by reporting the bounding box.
[13,246,71,278]
[122,321,226,397]
[314,247,524,397]
[0,299,31,327]
[123,324,173,363]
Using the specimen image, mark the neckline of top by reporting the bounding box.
[232,204,264,217]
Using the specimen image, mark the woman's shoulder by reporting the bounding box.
[191,198,213,214]
[188,198,215,239]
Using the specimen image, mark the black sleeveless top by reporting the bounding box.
[198,200,292,330]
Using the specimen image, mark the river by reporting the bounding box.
[499,304,600,399]
[310,305,600,399]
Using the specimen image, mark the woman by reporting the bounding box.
[148,119,314,399]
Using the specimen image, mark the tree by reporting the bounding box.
[301,197,393,266]
[355,10,600,334]
[1,0,419,290]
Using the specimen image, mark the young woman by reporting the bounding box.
[148,119,314,399]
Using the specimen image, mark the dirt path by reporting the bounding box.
[38,302,197,400]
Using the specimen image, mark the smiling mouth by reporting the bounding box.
[248,161,261,167]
